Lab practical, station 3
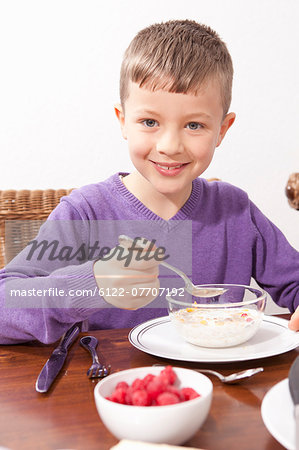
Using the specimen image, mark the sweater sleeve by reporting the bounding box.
[0,196,106,344]
[250,201,299,312]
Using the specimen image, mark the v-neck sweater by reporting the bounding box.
[0,173,298,343]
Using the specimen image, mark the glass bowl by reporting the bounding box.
[166,284,267,348]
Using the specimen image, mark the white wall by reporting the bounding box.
[0,0,298,256]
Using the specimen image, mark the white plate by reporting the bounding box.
[261,378,294,450]
[128,315,299,363]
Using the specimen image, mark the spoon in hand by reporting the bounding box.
[118,235,227,298]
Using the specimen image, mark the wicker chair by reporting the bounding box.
[0,189,73,268]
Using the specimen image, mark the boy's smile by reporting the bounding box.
[115,81,235,219]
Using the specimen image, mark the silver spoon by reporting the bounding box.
[153,364,264,384]
[118,235,227,298]
[194,367,264,384]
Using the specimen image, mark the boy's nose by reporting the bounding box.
[156,130,184,156]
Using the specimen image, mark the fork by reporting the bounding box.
[80,336,111,378]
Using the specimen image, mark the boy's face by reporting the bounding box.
[115,81,235,201]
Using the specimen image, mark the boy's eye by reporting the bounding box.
[186,122,202,130]
[142,119,158,128]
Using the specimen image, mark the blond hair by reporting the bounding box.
[120,20,233,115]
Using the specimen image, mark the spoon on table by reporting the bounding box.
[195,367,264,384]
[118,235,227,298]
[153,364,264,384]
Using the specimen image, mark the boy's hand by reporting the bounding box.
[288,305,299,331]
[93,238,160,309]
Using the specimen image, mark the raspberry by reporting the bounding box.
[110,387,127,404]
[106,366,201,407]
[146,376,167,400]
[125,386,134,405]
[156,374,169,387]
[166,385,184,401]
[132,378,146,391]
[180,387,200,401]
[156,392,180,406]
[143,373,155,387]
[131,389,151,406]
[115,381,129,390]
[160,366,177,385]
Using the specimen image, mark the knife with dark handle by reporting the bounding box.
[289,355,299,450]
[36,323,80,393]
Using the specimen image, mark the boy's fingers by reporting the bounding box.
[121,257,160,271]
[288,305,299,331]
[95,258,159,276]
[99,278,160,309]
[118,236,163,254]
[115,238,164,270]
[118,236,156,251]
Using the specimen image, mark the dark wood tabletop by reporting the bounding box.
[0,314,297,450]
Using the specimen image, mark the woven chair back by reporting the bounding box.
[0,189,73,267]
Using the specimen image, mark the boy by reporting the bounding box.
[0,19,298,344]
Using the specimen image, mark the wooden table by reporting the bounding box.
[0,314,297,450]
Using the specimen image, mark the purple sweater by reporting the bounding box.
[1,173,298,344]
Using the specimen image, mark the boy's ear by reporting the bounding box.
[114,103,127,140]
[216,112,236,147]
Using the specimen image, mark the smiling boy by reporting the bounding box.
[114,20,235,220]
[114,81,235,220]
[0,19,298,344]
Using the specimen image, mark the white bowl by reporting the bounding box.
[94,366,212,445]
[167,284,267,348]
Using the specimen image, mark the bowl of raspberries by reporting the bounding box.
[94,365,212,445]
